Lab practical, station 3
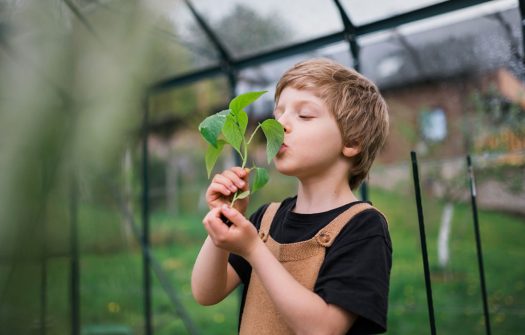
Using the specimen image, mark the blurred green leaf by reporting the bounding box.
[251,167,269,194]
[222,110,246,154]
[229,90,267,114]
[261,119,284,163]
[205,140,226,177]
[236,190,250,200]
[198,110,229,148]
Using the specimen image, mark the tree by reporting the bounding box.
[184,3,294,64]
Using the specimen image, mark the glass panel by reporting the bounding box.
[77,172,143,334]
[149,76,229,125]
[147,0,221,81]
[189,0,344,58]
[340,0,447,26]
[358,1,521,90]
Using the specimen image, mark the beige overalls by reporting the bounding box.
[239,201,375,335]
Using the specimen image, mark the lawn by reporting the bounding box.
[12,184,525,335]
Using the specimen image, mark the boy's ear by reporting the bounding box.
[342,146,359,158]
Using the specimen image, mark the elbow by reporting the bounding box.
[193,294,216,306]
[191,278,221,306]
[191,286,215,306]
[191,282,212,306]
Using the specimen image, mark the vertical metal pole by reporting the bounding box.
[410,151,437,335]
[519,0,525,66]
[40,245,48,335]
[40,166,48,335]
[333,0,368,201]
[360,181,369,202]
[467,155,492,335]
[70,172,80,335]
[142,95,153,335]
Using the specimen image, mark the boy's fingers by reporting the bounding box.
[212,174,237,193]
[231,166,249,178]
[207,183,232,197]
[204,208,228,238]
[221,205,247,227]
[223,170,246,189]
[203,208,219,225]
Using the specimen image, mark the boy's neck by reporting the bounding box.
[293,174,359,214]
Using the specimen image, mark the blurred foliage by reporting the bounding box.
[0,0,163,332]
[467,87,525,192]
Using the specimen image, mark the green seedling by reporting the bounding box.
[198,90,284,211]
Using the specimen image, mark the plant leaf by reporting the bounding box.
[229,91,267,114]
[222,110,247,154]
[236,190,250,200]
[251,167,269,194]
[198,109,229,147]
[205,140,226,178]
[261,119,285,163]
[237,110,249,137]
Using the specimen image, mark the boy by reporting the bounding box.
[192,58,391,335]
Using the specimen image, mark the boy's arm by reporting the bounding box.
[207,205,357,335]
[191,236,241,306]
[191,166,250,305]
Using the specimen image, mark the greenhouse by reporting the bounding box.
[0,0,524,334]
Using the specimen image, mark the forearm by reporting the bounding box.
[191,236,237,305]
[246,240,355,335]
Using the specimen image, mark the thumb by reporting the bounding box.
[221,204,246,227]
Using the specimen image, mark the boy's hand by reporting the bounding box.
[203,205,260,258]
[206,167,250,215]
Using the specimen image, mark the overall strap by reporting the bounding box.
[258,202,281,242]
[315,202,374,247]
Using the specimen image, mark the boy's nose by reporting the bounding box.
[276,115,290,133]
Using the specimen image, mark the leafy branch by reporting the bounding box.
[198,91,284,208]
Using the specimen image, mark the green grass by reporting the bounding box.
[370,188,525,334]
[4,187,524,335]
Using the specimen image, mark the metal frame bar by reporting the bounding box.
[141,96,153,335]
[467,155,492,335]
[519,0,525,64]
[114,182,200,335]
[183,0,237,98]
[151,0,495,93]
[332,0,370,201]
[410,151,437,335]
[69,174,80,335]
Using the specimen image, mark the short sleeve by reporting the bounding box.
[315,210,392,334]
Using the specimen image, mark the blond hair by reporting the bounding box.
[274,58,389,190]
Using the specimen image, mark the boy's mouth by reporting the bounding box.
[278,144,287,154]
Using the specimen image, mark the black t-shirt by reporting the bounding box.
[228,196,392,335]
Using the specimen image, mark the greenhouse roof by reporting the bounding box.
[148,0,520,93]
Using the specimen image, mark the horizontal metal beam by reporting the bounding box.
[150,0,495,93]
[357,0,496,35]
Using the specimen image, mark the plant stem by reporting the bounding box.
[241,130,249,170]
[246,123,261,145]
[233,133,249,209]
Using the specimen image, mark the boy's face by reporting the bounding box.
[273,87,350,180]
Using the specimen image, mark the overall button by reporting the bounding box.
[259,231,268,242]
[318,231,331,244]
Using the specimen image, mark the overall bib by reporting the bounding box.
[239,202,374,335]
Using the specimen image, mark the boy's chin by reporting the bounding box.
[274,163,298,177]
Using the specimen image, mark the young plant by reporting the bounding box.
[198,90,284,210]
